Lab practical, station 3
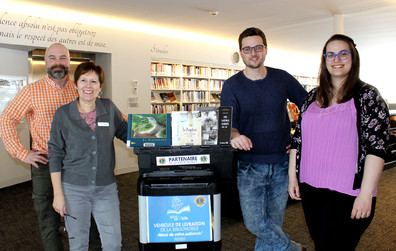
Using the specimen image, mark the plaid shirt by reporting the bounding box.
[0,75,77,161]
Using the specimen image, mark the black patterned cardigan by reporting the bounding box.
[291,83,390,190]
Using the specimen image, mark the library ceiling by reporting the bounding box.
[8,0,396,56]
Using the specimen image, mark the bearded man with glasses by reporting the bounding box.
[221,27,307,251]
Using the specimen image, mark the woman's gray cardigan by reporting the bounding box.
[49,98,128,186]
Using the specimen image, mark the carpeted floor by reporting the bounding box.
[1,166,395,250]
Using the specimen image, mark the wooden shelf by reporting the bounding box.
[151,62,240,113]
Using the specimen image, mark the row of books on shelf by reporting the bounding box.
[152,92,221,104]
[182,91,209,103]
[151,77,181,89]
[127,106,232,147]
[210,68,239,79]
[151,63,210,77]
[151,103,218,114]
[182,79,209,90]
[182,65,210,78]
[151,62,240,79]
[182,79,223,91]
[151,104,179,114]
[180,103,216,112]
[151,78,223,91]
[210,80,223,91]
[151,63,181,76]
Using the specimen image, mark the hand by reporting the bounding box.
[231,134,253,151]
[53,194,66,217]
[24,150,48,168]
[288,178,301,200]
[351,192,372,219]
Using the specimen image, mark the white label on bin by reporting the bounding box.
[156,154,210,166]
[175,244,187,249]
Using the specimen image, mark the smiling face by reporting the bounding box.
[325,40,352,83]
[240,35,267,69]
[76,70,102,105]
[45,43,70,80]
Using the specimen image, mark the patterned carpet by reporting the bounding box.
[1,166,395,250]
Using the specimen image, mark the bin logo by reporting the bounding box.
[200,155,208,163]
[195,196,206,207]
[167,196,191,215]
[158,158,166,165]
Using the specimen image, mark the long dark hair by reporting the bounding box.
[317,34,363,107]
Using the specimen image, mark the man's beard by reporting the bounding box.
[47,65,69,80]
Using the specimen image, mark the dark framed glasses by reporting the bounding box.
[323,50,351,61]
[241,45,265,54]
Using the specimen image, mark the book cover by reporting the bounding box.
[166,92,177,102]
[211,93,221,102]
[198,107,219,145]
[160,93,170,103]
[171,111,202,146]
[151,92,157,102]
[218,106,233,145]
[152,92,162,103]
[127,113,171,147]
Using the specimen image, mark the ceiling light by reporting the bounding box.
[209,10,219,17]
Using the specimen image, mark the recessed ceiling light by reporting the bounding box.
[209,10,219,17]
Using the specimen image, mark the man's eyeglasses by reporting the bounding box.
[241,45,265,54]
[323,50,351,62]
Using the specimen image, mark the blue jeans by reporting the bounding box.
[237,160,300,251]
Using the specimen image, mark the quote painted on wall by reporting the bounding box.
[0,12,107,49]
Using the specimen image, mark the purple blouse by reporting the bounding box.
[299,99,375,196]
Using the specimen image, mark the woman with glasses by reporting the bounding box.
[288,34,390,250]
[48,61,128,250]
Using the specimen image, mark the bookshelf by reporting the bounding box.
[151,62,240,114]
[293,75,318,92]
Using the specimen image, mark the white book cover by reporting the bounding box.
[171,111,202,146]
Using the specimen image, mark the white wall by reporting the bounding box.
[359,44,396,103]
[0,47,31,188]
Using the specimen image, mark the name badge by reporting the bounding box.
[98,122,109,127]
